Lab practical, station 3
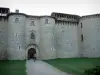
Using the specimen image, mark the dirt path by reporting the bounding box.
[26,60,70,75]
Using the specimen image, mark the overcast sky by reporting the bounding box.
[0,0,100,16]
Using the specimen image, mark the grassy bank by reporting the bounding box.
[44,58,100,75]
[0,60,26,75]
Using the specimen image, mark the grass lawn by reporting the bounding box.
[0,60,26,75]
[44,58,100,75]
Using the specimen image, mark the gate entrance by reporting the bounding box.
[28,48,36,60]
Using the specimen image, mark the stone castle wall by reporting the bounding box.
[8,14,26,60]
[54,22,79,58]
[0,17,8,60]
[0,12,100,60]
[39,17,56,60]
[80,15,100,57]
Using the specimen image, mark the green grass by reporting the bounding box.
[0,60,26,75]
[44,58,100,75]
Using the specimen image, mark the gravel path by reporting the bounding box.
[26,60,70,75]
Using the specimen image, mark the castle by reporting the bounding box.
[0,7,100,60]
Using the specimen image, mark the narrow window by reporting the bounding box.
[45,19,48,24]
[19,46,20,50]
[15,18,19,23]
[0,18,1,21]
[81,34,83,41]
[16,33,17,37]
[30,21,35,26]
[81,23,82,28]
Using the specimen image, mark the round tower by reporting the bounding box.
[8,13,26,60]
[39,16,56,59]
[80,14,100,57]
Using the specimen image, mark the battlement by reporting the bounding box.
[51,12,80,22]
[0,7,10,16]
[0,7,10,21]
[55,20,78,25]
[80,14,100,20]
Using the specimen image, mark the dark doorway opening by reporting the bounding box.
[28,48,36,60]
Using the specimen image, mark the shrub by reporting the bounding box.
[84,66,100,75]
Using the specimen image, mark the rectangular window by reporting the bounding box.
[81,34,83,41]
[81,23,82,28]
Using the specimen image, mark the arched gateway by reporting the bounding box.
[26,44,39,60]
[28,48,36,59]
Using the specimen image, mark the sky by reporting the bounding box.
[0,0,100,16]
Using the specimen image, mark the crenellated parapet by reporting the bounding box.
[55,20,78,26]
[51,12,80,22]
[0,7,10,21]
[26,15,40,20]
[0,16,8,21]
[80,14,100,20]
[0,7,10,16]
